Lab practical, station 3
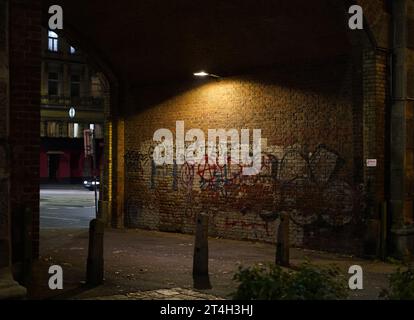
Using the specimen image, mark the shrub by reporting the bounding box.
[380,268,414,300]
[232,262,348,300]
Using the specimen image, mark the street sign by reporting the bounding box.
[84,129,94,157]
[366,159,377,167]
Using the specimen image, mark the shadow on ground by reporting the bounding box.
[28,228,399,300]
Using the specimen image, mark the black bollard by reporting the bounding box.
[193,212,211,289]
[86,219,104,285]
[276,212,290,267]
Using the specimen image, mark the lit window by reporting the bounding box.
[89,124,95,131]
[74,123,79,138]
[48,31,59,52]
[47,121,59,137]
[70,46,76,54]
[68,123,76,138]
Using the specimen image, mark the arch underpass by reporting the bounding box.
[3,0,414,300]
[39,0,377,253]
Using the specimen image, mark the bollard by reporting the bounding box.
[276,212,290,267]
[193,212,211,289]
[86,219,104,285]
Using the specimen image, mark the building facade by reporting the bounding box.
[40,28,104,184]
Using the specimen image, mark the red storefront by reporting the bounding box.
[40,137,103,184]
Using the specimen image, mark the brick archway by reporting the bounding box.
[39,18,123,229]
[2,1,403,300]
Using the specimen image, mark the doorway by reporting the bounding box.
[48,153,60,181]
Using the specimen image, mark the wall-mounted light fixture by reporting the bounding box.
[193,71,220,79]
[68,107,76,119]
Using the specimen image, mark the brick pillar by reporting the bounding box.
[102,119,112,223]
[0,0,27,299]
[9,0,41,263]
[390,0,414,258]
[363,49,387,210]
[111,118,125,228]
[362,47,388,256]
[100,83,112,225]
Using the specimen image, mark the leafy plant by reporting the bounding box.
[232,262,348,300]
[380,268,414,300]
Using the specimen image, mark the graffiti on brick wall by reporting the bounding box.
[124,144,155,175]
[180,161,196,219]
[124,150,144,174]
[124,141,366,234]
[125,197,143,228]
[276,144,364,227]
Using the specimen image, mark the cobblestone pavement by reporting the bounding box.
[90,288,223,300]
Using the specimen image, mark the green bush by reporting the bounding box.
[232,262,348,300]
[380,268,414,300]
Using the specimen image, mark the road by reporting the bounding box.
[40,185,97,229]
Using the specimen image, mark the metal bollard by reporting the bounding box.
[276,212,290,267]
[86,219,104,285]
[193,212,211,289]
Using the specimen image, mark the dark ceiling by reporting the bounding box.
[43,0,353,86]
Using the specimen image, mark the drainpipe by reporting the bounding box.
[390,0,414,258]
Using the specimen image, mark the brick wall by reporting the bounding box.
[122,55,367,254]
[9,0,41,261]
[363,49,388,212]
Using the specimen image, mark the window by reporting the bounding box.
[70,46,76,54]
[46,121,66,137]
[68,123,74,138]
[48,72,59,96]
[94,124,103,139]
[91,76,103,97]
[48,31,59,52]
[68,123,83,138]
[60,122,68,137]
[74,123,80,138]
[71,75,81,97]
[46,121,59,137]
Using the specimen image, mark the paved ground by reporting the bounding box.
[33,185,401,300]
[30,227,400,300]
[40,185,97,229]
[88,288,223,300]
